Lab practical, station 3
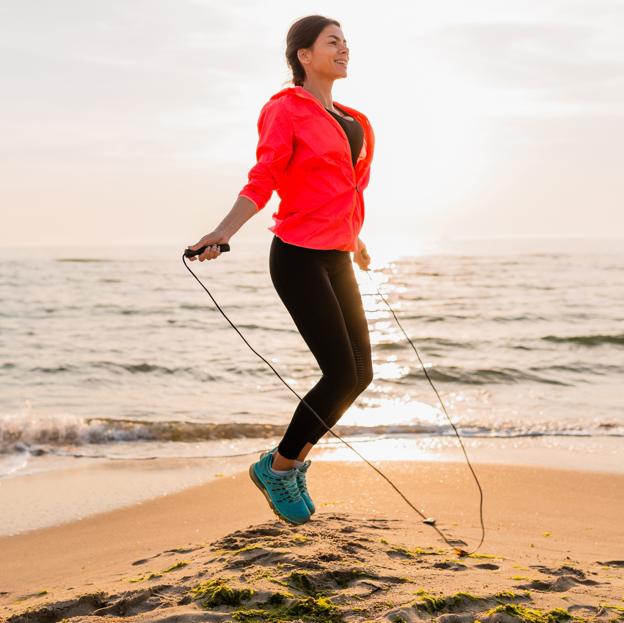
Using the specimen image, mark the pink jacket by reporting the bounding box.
[238,85,375,252]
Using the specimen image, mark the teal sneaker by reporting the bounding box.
[296,459,315,516]
[249,451,311,525]
[260,447,315,516]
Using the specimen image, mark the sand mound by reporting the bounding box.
[6,511,623,623]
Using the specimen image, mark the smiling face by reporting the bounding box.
[297,24,349,83]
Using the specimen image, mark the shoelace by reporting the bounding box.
[296,461,311,496]
[265,463,303,503]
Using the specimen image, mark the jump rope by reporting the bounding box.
[182,243,485,557]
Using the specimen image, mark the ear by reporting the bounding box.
[297,48,310,66]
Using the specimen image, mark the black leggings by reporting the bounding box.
[269,234,374,460]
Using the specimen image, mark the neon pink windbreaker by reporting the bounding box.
[238,85,375,252]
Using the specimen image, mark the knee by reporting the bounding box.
[344,362,373,402]
[362,365,374,391]
[324,365,359,401]
[355,364,374,395]
[325,358,373,401]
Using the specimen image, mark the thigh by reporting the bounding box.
[328,259,373,375]
[269,237,356,377]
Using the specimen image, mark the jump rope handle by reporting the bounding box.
[184,243,231,258]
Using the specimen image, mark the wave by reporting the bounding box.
[542,333,624,347]
[27,360,222,380]
[1,414,622,456]
[396,365,573,386]
[376,337,470,351]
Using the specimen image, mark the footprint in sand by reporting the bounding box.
[515,575,600,592]
[596,559,624,567]
[530,564,587,578]
[163,546,202,555]
[131,554,160,566]
[433,561,468,571]
[567,604,603,617]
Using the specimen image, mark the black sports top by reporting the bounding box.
[325,105,364,167]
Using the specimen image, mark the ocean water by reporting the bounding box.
[1,237,623,480]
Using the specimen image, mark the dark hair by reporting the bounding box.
[284,15,341,87]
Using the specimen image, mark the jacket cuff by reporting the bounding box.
[238,191,262,212]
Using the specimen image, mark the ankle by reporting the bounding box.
[272,451,295,471]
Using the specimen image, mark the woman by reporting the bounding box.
[187,15,375,525]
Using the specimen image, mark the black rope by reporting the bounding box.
[182,244,485,556]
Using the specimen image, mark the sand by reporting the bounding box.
[1,459,623,622]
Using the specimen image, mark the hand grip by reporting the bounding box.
[184,243,230,258]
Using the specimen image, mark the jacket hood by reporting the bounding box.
[268,86,369,121]
[268,85,307,102]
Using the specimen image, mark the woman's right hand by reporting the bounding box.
[186,230,230,262]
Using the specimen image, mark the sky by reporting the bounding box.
[1,0,623,248]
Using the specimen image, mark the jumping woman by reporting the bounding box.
[186,15,376,525]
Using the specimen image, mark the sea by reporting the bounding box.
[1,236,623,488]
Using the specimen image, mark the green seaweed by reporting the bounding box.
[494,590,521,601]
[388,544,445,558]
[465,552,502,559]
[231,595,343,622]
[413,590,482,613]
[162,560,189,572]
[127,570,163,583]
[191,577,255,607]
[328,567,377,588]
[266,591,294,604]
[601,603,624,620]
[231,544,265,554]
[284,596,342,621]
[284,570,323,597]
[484,603,572,623]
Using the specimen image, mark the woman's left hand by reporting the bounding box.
[353,237,371,271]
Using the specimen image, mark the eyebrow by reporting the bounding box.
[327,34,347,43]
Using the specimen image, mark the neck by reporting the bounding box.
[301,77,335,109]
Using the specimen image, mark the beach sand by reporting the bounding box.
[1,459,623,622]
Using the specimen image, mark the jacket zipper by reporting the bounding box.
[295,89,361,195]
[323,107,360,194]
[322,106,361,244]
[293,88,363,245]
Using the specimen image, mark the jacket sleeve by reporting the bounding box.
[238,99,294,212]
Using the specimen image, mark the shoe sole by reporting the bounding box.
[259,450,316,516]
[248,463,310,526]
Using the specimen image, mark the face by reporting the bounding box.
[298,24,349,82]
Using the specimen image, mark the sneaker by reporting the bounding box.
[296,459,315,515]
[260,447,315,516]
[249,451,311,525]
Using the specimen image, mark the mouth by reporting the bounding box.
[335,59,348,67]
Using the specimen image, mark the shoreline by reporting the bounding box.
[1,434,623,538]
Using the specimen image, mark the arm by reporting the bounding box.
[238,99,295,212]
[215,195,258,240]
[187,101,293,262]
